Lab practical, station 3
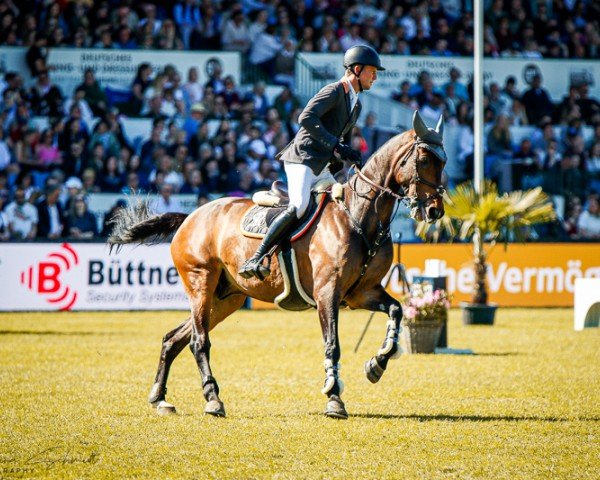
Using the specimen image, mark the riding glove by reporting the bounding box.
[335,142,362,167]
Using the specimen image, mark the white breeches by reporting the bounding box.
[284,162,335,218]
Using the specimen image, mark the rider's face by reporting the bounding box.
[357,65,378,90]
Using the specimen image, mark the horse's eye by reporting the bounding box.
[419,157,429,167]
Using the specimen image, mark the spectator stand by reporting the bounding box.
[0,0,599,246]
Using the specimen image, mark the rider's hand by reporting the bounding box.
[329,158,344,175]
[335,142,362,167]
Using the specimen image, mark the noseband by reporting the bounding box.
[353,137,446,210]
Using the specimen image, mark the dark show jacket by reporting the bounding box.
[36,200,65,238]
[276,80,361,175]
[66,211,98,236]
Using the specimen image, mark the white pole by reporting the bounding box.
[473,0,484,193]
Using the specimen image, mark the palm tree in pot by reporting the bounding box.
[417,180,556,324]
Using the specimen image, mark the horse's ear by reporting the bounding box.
[435,115,444,136]
[412,110,428,138]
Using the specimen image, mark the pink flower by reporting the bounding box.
[401,288,451,323]
[423,292,434,304]
[413,297,425,308]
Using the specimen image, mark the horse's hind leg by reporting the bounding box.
[148,292,247,416]
[185,265,246,417]
[346,286,403,384]
[148,317,193,414]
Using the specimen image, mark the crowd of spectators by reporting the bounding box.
[0,0,597,60]
[0,53,312,240]
[0,0,599,241]
[390,63,600,240]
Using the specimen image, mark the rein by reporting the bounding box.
[354,139,446,209]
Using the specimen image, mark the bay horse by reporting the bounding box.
[108,111,447,419]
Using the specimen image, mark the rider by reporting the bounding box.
[239,45,385,280]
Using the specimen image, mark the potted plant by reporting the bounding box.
[401,283,451,353]
[417,180,555,325]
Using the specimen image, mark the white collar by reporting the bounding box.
[342,76,358,111]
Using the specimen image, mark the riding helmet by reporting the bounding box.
[343,45,385,71]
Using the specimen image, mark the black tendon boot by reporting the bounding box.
[239,206,298,280]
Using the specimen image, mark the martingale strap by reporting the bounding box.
[341,213,391,296]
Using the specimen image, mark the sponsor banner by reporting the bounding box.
[388,243,600,307]
[0,47,241,96]
[2,242,598,311]
[0,243,189,311]
[299,53,598,101]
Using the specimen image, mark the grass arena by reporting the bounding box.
[1,308,598,479]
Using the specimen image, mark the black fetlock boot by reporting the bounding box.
[239,206,298,280]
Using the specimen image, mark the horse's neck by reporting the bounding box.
[362,149,393,191]
[344,151,398,237]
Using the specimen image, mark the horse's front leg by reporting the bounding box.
[315,291,348,419]
[346,286,403,384]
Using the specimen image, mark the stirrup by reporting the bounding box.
[239,257,271,280]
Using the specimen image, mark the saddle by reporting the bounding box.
[240,179,335,240]
[239,178,341,311]
[250,180,291,208]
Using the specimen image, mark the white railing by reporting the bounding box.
[294,54,414,129]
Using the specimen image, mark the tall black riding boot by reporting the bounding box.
[239,206,298,280]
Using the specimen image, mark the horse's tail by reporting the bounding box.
[107,198,189,251]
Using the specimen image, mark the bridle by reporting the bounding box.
[339,136,447,290]
[339,113,447,293]
[351,136,446,211]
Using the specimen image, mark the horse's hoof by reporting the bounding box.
[204,400,226,417]
[324,396,348,420]
[156,400,177,416]
[365,357,385,384]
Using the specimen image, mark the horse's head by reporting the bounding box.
[393,111,447,223]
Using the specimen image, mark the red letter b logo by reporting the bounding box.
[38,262,61,293]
